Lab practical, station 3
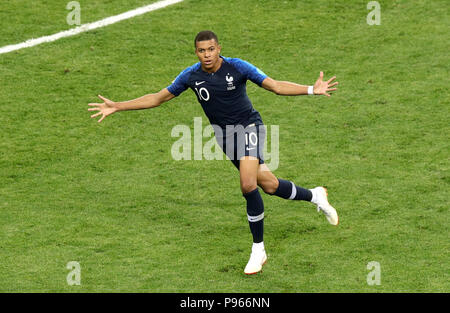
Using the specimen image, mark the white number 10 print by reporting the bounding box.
[194,87,210,101]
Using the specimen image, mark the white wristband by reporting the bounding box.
[308,85,314,95]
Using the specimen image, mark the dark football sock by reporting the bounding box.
[243,188,264,243]
[272,178,313,202]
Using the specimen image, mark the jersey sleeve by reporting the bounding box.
[166,66,193,96]
[227,58,268,86]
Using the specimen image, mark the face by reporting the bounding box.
[195,39,222,72]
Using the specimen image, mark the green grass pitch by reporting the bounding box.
[0,0,448,292]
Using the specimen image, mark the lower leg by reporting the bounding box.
[257,164,312,201]
[256,165,339,225]
[243,188,264,243]
[240,157,265,243]
[273,178,313,201]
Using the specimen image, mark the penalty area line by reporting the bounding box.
[0,0,184,55]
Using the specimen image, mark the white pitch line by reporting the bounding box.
[0,0,184,55]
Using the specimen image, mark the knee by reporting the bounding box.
[241,180,258,194]
[259,177,279,195]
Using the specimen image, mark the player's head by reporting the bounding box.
[194,30,222,72]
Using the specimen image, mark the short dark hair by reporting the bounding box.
[194,30,219,47]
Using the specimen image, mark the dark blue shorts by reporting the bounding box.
[215,123,266,170]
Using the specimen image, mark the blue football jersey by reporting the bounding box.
[167,56,268,129]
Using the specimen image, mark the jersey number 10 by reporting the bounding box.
[194,87,210,101]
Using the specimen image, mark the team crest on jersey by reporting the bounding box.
[226,73,236,90]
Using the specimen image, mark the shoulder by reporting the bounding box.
[185,61,202,72]
[174,62,201,81]
[167,62,201,96]
[222,56,251,70]
[222,56,265,76]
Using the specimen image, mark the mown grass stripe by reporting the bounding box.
[0,0,183,55]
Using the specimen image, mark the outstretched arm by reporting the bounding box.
[88,88,175,123]
[261,71,338,97]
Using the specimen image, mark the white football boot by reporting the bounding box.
[244,242,267,275]
[310,187,339,226]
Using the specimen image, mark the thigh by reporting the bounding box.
[257,164,277,182]
[257,164,279,194]
[239,156,260,193]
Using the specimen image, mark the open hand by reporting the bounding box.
[313,72,338,97]
[88,95,117,123]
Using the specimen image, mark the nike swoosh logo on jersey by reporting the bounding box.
[195,81,205,86]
